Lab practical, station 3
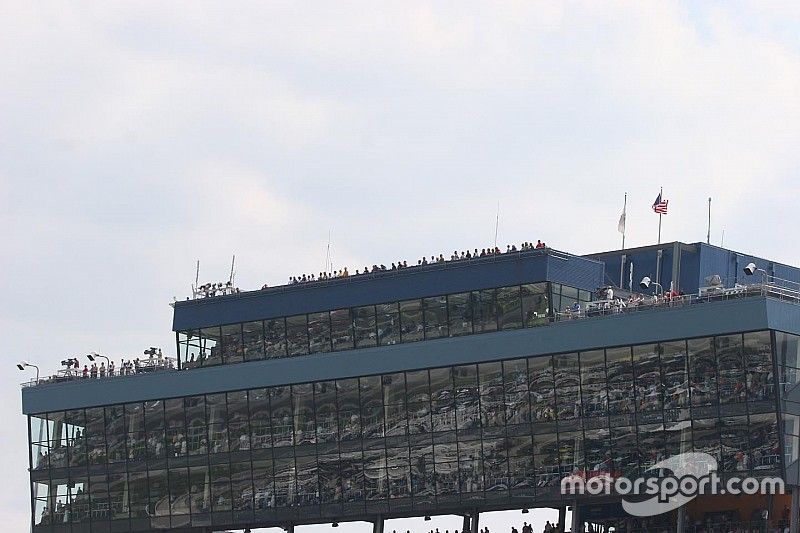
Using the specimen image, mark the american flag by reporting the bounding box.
[652,192,668,214]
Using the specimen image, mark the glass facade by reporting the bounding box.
[29,331,782,532]
[179,283,590,369]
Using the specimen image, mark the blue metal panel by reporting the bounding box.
[172,250,604,331]
[25,297,800,415]
[591,242,800,296]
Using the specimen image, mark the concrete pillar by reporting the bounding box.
[677,505,685,533]
[558,506,566,532]
[471,509,479,533]
[373,514,384,533]
[284,525,294,533]
[791,486,799,533]
[571,503,582,533]
[462,514,471,533]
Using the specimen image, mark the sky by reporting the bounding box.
[1,1,799,531]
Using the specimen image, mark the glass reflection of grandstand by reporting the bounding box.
[21,241,800,532]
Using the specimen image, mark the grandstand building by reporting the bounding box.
[21,241,800,532]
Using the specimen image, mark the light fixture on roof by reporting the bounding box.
[639,276,663,294]
[86,352,110,364]
[743,262,770,286]
[17,361,40,382]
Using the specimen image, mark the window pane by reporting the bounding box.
[330,309,354,351]
[447,292,473,337]
[529,356,556,423]
[228,390,250,452]
[632,345,661,419]
[504,359,529,425]
[475,289,497,333]
[497,286,523,330]
[221,323,243,365]
[521,283,549,327]
[338,378,360,441]
[308,311,332,354]
[270,387,293,447]
[315,381,338,442]
[200,326,222,367]
[180,330,202,369]
[744,331,774,403]
[264,318,287,358]
[399,299,423,343]
[581,350,607,419]
[249,388,271,449]
[286,315,308,356]
[662,340,690,411]
[242,321,265,361]
[689,337,718,410]
[608,346,636,421]
[354,305,377,348]
[423,296,448,339]
[720,416,750,472]
[376,302,400,346]
[716,334,746,407]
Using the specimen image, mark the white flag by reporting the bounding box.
[617,211,626,234]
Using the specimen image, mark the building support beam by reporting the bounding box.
[677,505,685,533]
[462,514,471,533]
[284,525,295,533]
[571,502,582,533]
[373,514,384,533]
[791,486,799,533]
[558,506,566,532]
[471,509,479,533]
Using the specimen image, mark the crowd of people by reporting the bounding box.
[194,281,240,298]
[283,240,548,286]
[31,349,176,386]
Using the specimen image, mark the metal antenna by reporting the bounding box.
[229,255,236,285]
[493,201,500,252]
[325,228,332,273]
[192,260,200,295]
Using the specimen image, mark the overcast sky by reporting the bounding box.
[2,1,800,531]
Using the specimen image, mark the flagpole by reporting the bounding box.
[657,186,663,244]
[621,192,627,250]
[619,192,627,289]
[707,197,711,245]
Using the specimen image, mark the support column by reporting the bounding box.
[373,514,384,533]
[471,509,479,533]
[462,514,471,533]
[571,503,582,533]
[284,525,294,533]
[558,506,566,533]
[676,505,685,533]
[791,486,799,533]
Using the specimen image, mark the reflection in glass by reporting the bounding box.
[376,303,400,346]
[447,292,473,337]
[308,311,332,354]
[423,296,448,339]
[242,321,264,361]
[399,299,423,343]
[330,309,354,351]
[286,315,309,356]
[354,305,377,348]
[497,285,522,330]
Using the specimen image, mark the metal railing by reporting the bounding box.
[555,283,800,323]
[20,357,178,388]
